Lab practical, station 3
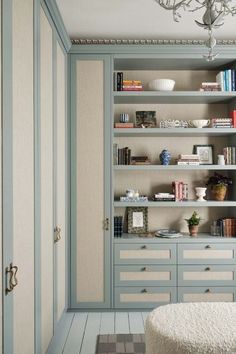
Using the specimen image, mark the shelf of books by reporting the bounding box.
[114,201,236,207]
[113,165,236,170]
[113,128,236,137]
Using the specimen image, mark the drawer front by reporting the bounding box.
[178,265,236,286]
[114,286,177,309]
[114,244,176,265]
[115,265,177,286]
[178,243,236,264]
[178,287,236,303]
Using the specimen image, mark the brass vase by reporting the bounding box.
[188,225,198,237]
[211,185,227,201]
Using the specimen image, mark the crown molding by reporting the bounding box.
[71,38,236,46]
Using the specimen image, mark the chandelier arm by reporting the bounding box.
[156,0,190,11]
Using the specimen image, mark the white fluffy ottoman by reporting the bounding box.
[145,302,236,354]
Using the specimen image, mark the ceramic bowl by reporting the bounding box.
[148,79,175,91]
[190,119,210,128]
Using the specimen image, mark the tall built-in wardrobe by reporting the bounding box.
[0,0,68,353]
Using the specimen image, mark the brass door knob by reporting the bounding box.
[6,263,18,294]
[54,226,61,243]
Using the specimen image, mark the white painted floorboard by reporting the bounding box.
[47,311,146,354]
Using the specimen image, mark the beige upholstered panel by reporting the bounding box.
[56,41,66,321]
[120,271,170,281]
[120,250,170,259]
[40,8,54,353]
[76,60,104,302]
[183,293,233,302]
[0,2,2,352]
[183,271,233,281]
[12,1,34,353]
[183,250,233,259]
[120,293,170,302]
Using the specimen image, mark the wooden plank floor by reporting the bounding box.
[47,311,150,354]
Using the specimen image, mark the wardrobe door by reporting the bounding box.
[40,7,54,353]
[71,55,111,308]
[54,40,67,323]
[12,0,35,353]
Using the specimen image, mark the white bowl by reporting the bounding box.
[190,119,210,128]
[148,79,175,91]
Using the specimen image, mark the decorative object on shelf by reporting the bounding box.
[135,111,157,128]
[193,144,214,164]
[210,220,221,237]
[127,207,148,234]
[206,172,232,201]
[120,196,148,202]
[154,0,236,61]
[148,79,175,91]
[189,119,210,128]
[195,187,207,202]
[159,149,171,165]
[126,189,135,198]
[185,211,201,237]
[155,229,183,238]
[153,193,175,201]
[159,119,188,128]
[119,113,129,123]
[217,154,225,165]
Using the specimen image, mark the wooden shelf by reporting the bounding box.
[114,128,236,137]
[113,91,236,104]
[114,165,236,171]
[114,200,236,207]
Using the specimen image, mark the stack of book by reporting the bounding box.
[199,82,221,91]
[113,144,131,165]
[211,118,233,128]
[176,154,200,165]
[153,193,175,201]
[131,156,150,165]
[114,216,123,237]
[172,181,188,201]
[114,72,123,91]
[216,218,236,237]
[216,69,236,91]
[223,146,236,164]
[122,80,143,91]
[114,122,134,128]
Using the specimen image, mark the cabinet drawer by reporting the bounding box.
[114,286,177,309]
[178,265,236,286]
[178,244,236,264]
[178,287,236,303]
[114,244,176,265]
[115,265,176,286]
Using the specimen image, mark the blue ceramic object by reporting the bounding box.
[159,149,171,165]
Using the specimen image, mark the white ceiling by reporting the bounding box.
[55,0,236,40]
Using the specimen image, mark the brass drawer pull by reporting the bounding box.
[141,289,148,293]
[141,245,147,249]
[54,226,61,243]
[205,288,211,293]
[103,218,110,231]
[6,263,18,294]
[205,245,211,249]
[205,267,211,271]
[141,267,148,272]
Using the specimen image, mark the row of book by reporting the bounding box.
[215,218,236,237]
[176,154,200,166]
[153,193,175,201]
[211,118,233,128]
[172,181,188,201]
[199,82,221,91]
[114,72,143,91]
[114,146,131,165]
[216,70,236,91]
[223,146,236,164]
[114,216,123,237]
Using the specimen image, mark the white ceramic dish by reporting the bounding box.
[189,119,210,128]
[148,79,175,91]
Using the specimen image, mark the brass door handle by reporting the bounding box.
[6,263,18,294]
[205,245,211,249]
[141,289,148,293]
[54,226,61,243]
[205,267,211,271]
[103,218,109,231]
[141,267,148,271]
[141,245,147,249]
[205,288,211,293]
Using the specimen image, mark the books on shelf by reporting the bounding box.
[177,154,200,165]
[113,144,131,165]
[131,156,151,165]
[216,218,236,237]
[113,72,143,91]
[211,118,233,128]
[153,193,175,201]
[114,122,134,128]
[216,69,236,91]
[199,82,221,91]
[172,181,188,201]
[114,216,123,238]
[223,146,236,164]
[230,110,236,128]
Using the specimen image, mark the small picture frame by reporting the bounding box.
[127,207,148,234]
[135,111,157,128]
[193,144,214,165]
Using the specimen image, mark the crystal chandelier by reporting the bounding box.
[155,0,236,61]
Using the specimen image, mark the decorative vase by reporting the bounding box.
[159,149,171,165]
[195,187,207,202]
[211,185,227,201]
[189,225,198,237]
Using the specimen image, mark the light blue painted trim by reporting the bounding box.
[2,0,14,353]
[34,0,42,353]
[42,0,71,52]
[67,54,71,310]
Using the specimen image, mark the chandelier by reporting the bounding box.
[155,0,236,61]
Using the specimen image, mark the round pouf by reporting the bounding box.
[145,302,236,354]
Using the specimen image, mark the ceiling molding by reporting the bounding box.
[71,39,236,46]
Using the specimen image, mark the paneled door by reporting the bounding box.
[70,55,111,308]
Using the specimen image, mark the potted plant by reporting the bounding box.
[185,211,201,236]
[206,173,232,201]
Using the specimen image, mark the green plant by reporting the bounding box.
[185,211,201,226]
[206,173,232,187]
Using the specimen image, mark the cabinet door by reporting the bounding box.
[71,55,111,308]
[54,39,67,323]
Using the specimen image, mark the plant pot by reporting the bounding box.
[188,225,198,237]
[211,185,227,201]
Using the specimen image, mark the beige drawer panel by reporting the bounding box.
[183,250,233,259]
[120,271,170,281]
[183,271,233,281]
[120,249,170,259]
[120,293,170,303]
[178,287,236,303]
[184,293,233,302]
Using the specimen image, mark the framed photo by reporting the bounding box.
[135,111,157,128]
[127,207,148,234]
[193,144,214,165]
